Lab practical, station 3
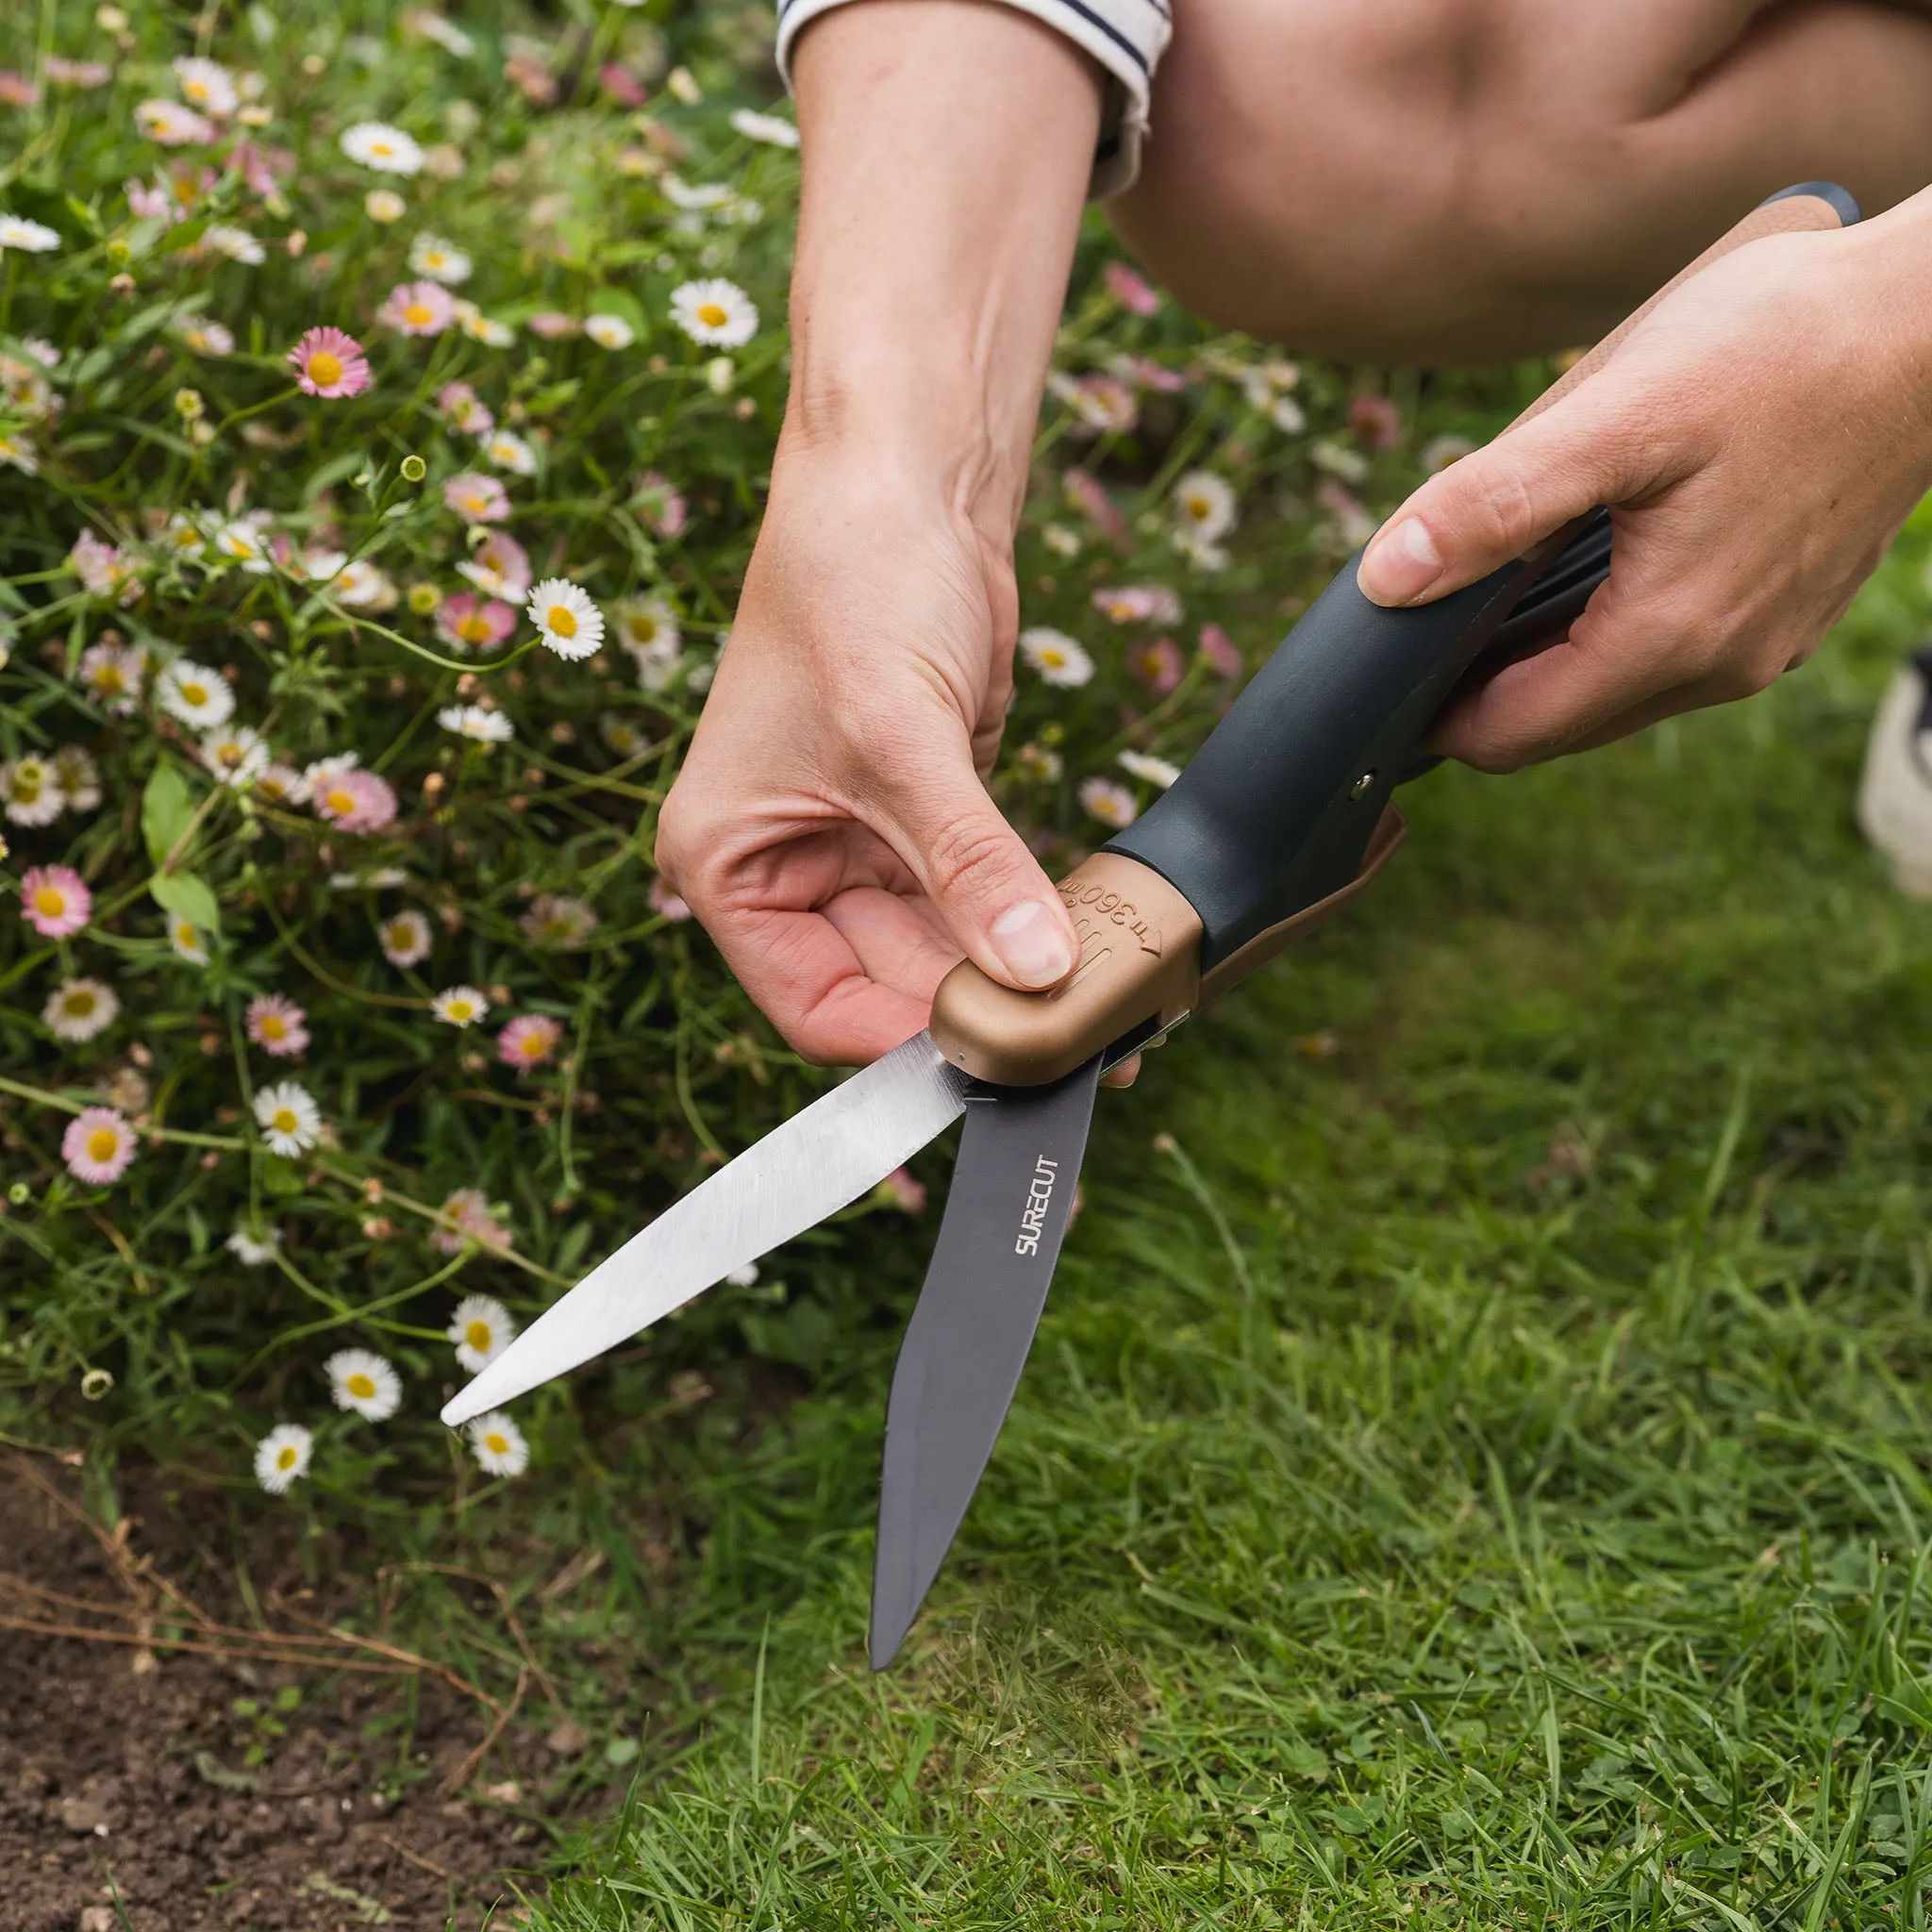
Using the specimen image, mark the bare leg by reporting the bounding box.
[1111,0,1932,360]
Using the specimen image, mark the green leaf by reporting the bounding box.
[141,761,195,868]
[261,1157,305,1198]
[149,870,221,936]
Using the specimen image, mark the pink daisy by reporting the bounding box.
[1063,468,1126,543]
[1348,392,1404,451]
[457,531,531,598]
[312,767,398,834]
[648,875,691,923]
[1199,624,1242,679]
[1094,585,1184,626]
[430,1187,512,1257]
[436,591,517,652]
[1126,637,1186,696]
[631,471,687,541]
[288,325,370,400]
[496,1013,562,1074]
[245,991,309,1057]
[436,380,494,435]
[21,864,91,939]
[378,280,457,337]
[442,473,509,525]
[1103,260,1162,316]
[62,1107,138,1186]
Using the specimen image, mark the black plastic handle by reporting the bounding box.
[1104,182,1858,974]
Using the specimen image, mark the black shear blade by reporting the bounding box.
[870,1056,1102,1669]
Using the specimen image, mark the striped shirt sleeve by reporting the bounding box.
[774,0,1172,199]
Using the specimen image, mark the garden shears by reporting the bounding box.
[443,184,1858,1667]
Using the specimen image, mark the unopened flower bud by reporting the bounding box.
[400,454,426,482]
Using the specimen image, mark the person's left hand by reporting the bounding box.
[1357,199,1932,769]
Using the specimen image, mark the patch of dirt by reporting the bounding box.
[0,1457,559,1932]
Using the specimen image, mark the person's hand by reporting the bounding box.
[1357,205,1932,768]
[656,456,1079,1067]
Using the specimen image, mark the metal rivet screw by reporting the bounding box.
[1350,771,1376,799]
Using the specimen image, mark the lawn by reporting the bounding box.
[524,521,1932,1929]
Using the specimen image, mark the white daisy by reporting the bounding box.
[76,641,145,714]
[379,908,432,967]
[225,1225,280,1265]
[173,56,238,116]
[466,1410,529,1477]
[43,976,119,1042]
[341,122,425,175]
[1119,749,1182,790]
[454,301,515,347]
[407,233,471,284]
[204,225,266,265]
[179,319,235,357]
[728,108,799,148]
[1172,470,1238,543]
[448,1293,514,1372]
[525,578,604,661]
[254,763,310,808]
[254,1080,321,1156]
[438,704,513,743]
[431,984,489,1027]
[0,214,62,255]
[1018,626,1094,689]
[0,755,67,826]
[583,313,635,350]
[331,559,394,610]
[157,659,236,728]
[52,746,102,812]
[134,99,214,147]
[201,724,270,787]
[484,429,537,476]
[254,1422,312,1495]
[169,916,210,966]
[1079,776,1140,829]
[325,1348,402,1421]
[669,278,758,349]
[0,431,39,475]
[212,519,273,571]
[364,188,406,224]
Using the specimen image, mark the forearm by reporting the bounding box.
[785,1,1102,533]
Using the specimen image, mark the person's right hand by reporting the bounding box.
[655,452,1079,1067]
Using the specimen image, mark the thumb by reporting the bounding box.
[876,758,1079,993]
[1357,390,1658,608]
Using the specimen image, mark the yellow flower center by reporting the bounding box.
[175,921,196,946]
[545,605,576,639]
[32,887,65,917]
[260,1014,286,1040]
[629,618,657,646]
[277,1444,298,1470]
[484,1431,508,1455]
[346,1373,375,1399]
[96,668,125,693]
[307,350,342,386]
[522,1035,545,1058]
[272,1107,297,1134]
[66,992,95,1016]
[458,613,489,641]
[174,178,196,205]
[465,1319,492,1351]
[1041,647,1065,667]
[325,786,356,814]
[448,1000,474,1020]
[181,681,208,706]
[371,141,393,158]
[695,302,727,328]
[87,1127,118,1162]
[404,302,433,327]
[15,771,41,799]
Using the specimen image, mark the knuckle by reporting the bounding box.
[1461,455,1543,555]
[922,811,1024,905]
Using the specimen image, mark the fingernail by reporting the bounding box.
[1358,517,1442,605]
[990,900,1075,989]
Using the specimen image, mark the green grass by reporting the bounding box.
[514,522,1932,1928]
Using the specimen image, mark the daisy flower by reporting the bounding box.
[1018,626,1094,689]
[457,532,530,598]
[1423,434,1475,474]
[1079,776,1140,830]
[630,471,687,540]
[254,1423,312,1495]
[205,225,265,265]
[135,100,215,146]
[1199,624,1243,678]
[173,57,238,116]
[443,473,509,525]
[363,188,406,224]
[379,908,432,968]
[211,520,274,573]
[615,597,680,662]
[179,319,235,357]
[648,875,691,922]
[201,724,270,787]
[0,755,67,826]
[431,984,489,1027]
[1126,637,1186,694]
[0,214,61,255]
[525,579,603,661]
[169,916,210,966]
[436,380,493,435]
[52,747,101,813]
[484,429,537,476]
[254,763,310,808]
[1093,585,1183,625]
[287,326,369,400]
[21,865,91,939]
[1103,259,1162,315]
[225,1225,280,1265]
[408,233,471,284]
[1173,471,1238,544]
[1049,371,1138,434]
[466,1411,529,1478]
[583,313,635,350]
[439,704,513,743]
[454,301,515,348]
[669,278,758,348]
[62,1107,138,1185]
[0,431,38,475]
[43,977,118,1042]
[447,1291,514,1366]
[1119,749,1182,790]
[325,1348,402,1421]
[70,531,139,603]
[497,1012,561,1074]
[341,122,424,175]
[435,592,516,652]
[157,659,235,729]
[378,280,456,336]
[526,310,580,341]
[331,559,396,611]
[254,1080,321,1156]
[728,108,799,147]
[246,992,309,1057]
[1015,741,1063,783]
[312,767,398,835]
[520,894,598,949]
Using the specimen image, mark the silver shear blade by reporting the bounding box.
[441,1032,972,1426]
